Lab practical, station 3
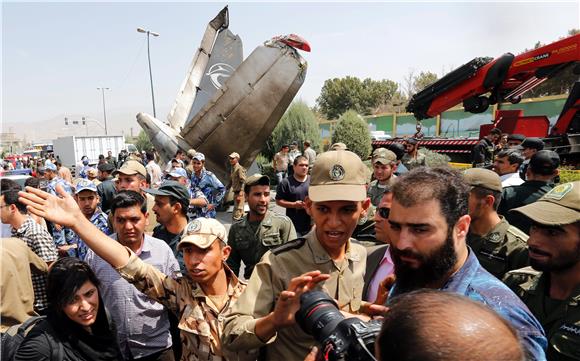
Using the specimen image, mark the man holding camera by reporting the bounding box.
[221,150,383,360]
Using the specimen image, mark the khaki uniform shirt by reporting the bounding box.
[367,176,397,207]
[221,229,367,360]
[504,268,580,361]
[230,163,246,193]
[466,217,529,280]
[117,249,256,361]
[227,210,297,279]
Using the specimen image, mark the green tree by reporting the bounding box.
[413,71,439,94]
[134,129,153,152]
[266,101,321,159]
[316,76,399,119]
[331,110,372,160]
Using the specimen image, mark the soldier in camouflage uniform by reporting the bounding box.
[504,181,580,361]
[367,148,398,207]
[19,188,258,361]
[227,174,296,279]
[463,168,529,279]
[227,152,246,221]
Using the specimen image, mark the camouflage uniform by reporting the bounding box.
[504,268,580,361]
[227,210,297,279]
[466,217,529,280]
[230,163,246,221]
[367,176,397,207]
[118,249,257,361]
[222,231,367,360]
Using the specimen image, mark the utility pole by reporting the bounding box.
[137,27,159,117]
[97,87,110,135]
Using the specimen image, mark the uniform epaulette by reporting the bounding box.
[271,238,306,255]
[505,266,541,277]
[507,225,529,240]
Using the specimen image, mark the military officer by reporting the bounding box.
[463,168,529,279]
[367,148,398,207]
[227,174,297,279]
[503,181,580,361]
[222,150,385,360]
[228,152,247,221]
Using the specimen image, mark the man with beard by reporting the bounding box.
[227,174,296,279]
[387,167,547,360]
[463,168,528,279]
[504,181,580,361]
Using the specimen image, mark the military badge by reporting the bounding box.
[187,219,202,234]
[545,183,573,201]
[329,164,345,181]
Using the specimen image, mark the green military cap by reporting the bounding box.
[511,181,580,226]
[463,168,502,192]
[143,180,190,204]
[113,160,146,177]
[309,150,367,202]
[245,174,270,187]
[372,148,397,164]
[178,218,227,250]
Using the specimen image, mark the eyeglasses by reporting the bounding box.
[377,207,390,219]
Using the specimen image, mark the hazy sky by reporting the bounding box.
[2,1,579,134]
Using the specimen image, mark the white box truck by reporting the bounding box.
[52,135,128,168]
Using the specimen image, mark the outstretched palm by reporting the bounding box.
[19,184,83,229]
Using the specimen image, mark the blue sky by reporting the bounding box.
[2,1,579,137]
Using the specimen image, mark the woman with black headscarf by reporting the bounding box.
[14,257,122,361]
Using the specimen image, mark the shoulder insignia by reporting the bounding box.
[506,226,529,241]
[505,266,541,277]
[271,238,306,255]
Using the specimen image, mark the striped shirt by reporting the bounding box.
[11,216,58,312]
[85,234,179,359]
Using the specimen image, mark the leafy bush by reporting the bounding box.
[331,110,372,160]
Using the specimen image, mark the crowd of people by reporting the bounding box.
[0,134,578,361]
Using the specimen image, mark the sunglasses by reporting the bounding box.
[377,207,390,219]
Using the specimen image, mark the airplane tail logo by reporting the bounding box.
[207,63,236,89]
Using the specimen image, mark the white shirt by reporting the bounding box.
[500,172,524,187]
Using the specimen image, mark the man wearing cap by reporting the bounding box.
[190,152,226,219]
[500,150,560,234]
[165,167,210,220]
[146,151,163,188]
[228,174,297,280]
[503,181,580,361]
[84,190,179,360]
[58,179,111,260]
[519,137,545,180]
[87,167,101,186]
[276,155,312,236]
[387,143,409,175]
[184,148,196,178]
[368,148,398,207]
[272,145,290,185]
[463,168,529,279]
[401,137,426,170]
[114,159,157,233]
[472,128,502,168]
[222,150,379,360]
[329,142,348,151]
[493,149,525,187]
[227,152,246,221]
[18,185,257,361]
[146,181,191,270]
[97,162,117,214]
[507,134,526,148]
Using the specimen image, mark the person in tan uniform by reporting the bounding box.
[227,152,246,221]
[113,160,157,233]
[220,150,386,360]
[18,188,257,360]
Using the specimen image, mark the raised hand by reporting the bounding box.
[272,270,330,330]
[19,184,84,230]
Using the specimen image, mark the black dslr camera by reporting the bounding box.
[295,291,381,361]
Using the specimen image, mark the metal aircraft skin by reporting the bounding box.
[137,6,308,181]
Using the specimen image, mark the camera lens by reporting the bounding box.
[295,291,345,342]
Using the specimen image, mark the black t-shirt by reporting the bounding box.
[275,176,311,234]
[153,225,184,270]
